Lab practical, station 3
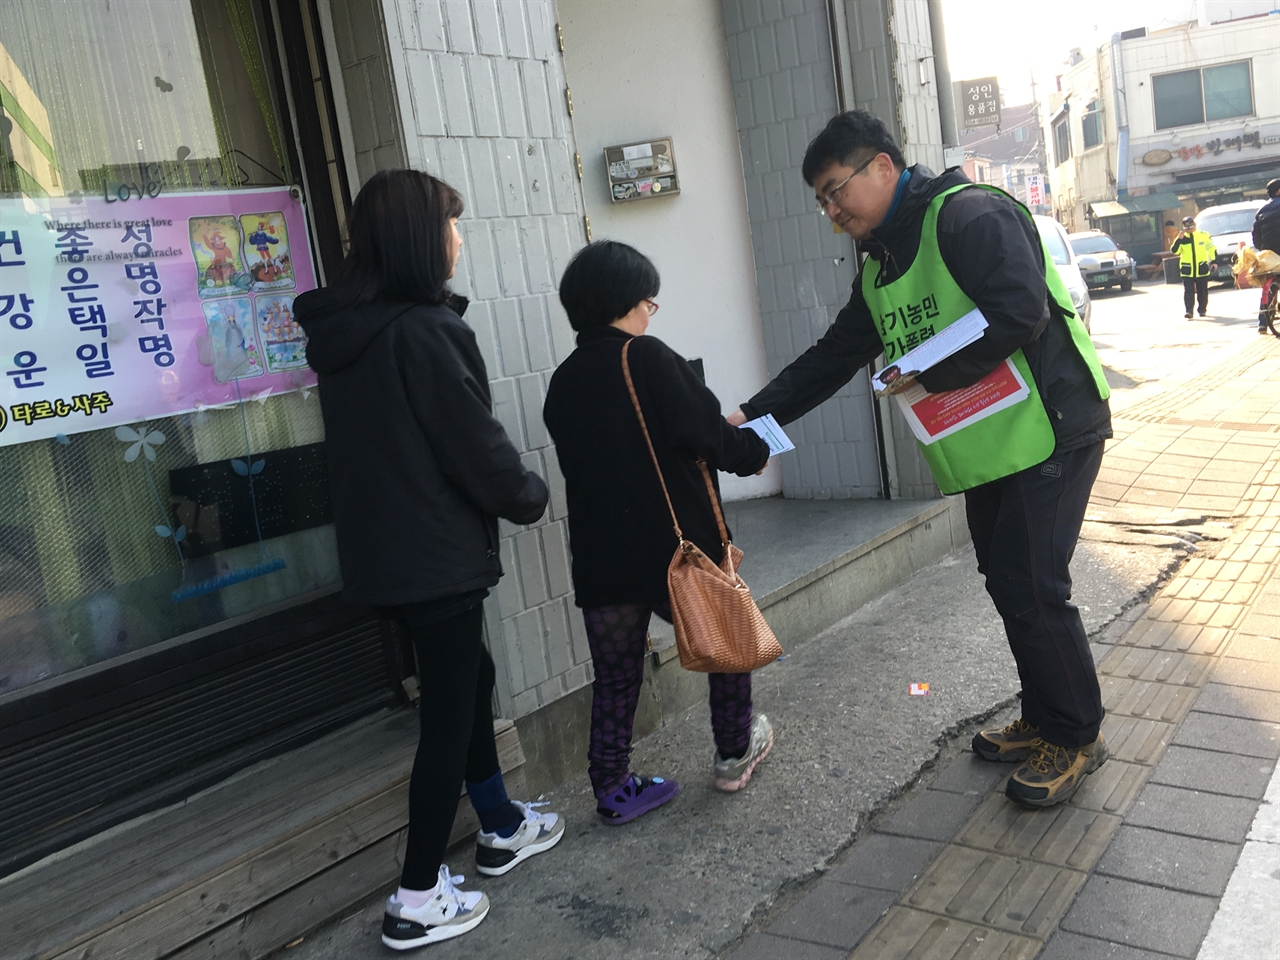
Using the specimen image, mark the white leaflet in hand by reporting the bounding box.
[872,307,989,395]
[741,414,796,456]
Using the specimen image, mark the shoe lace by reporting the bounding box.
[1026,739,1069,775]
[1007,718,1037,735]
[516,799,550,824]
[434,865,468,907]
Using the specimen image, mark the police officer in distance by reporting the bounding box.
[1251,179,1280,333]
[1171,215,1217,319]
[727,111,1113,810]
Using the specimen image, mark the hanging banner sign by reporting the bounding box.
[0,186,317,446]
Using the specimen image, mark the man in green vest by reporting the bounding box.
[1171,215,1217,319]
[728,111,1113,809]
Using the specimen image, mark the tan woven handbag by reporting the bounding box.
[621,340,783,673]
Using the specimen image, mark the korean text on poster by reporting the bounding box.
[0,187,317,446]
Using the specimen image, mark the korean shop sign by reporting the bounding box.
[959,77,1000,130]
[0,187,317,446]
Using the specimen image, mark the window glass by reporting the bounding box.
[1036,222,1071,265]
[1203,61,1252,122]
[0,1,337,695]
[1070,235,1119,255]
[1081,101,1102,150]
[1014,126,1027,142]
[1054,118,1071,165]
[1196,207,1262,236]
[1153,69,1205,129]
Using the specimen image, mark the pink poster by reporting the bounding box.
[0,187,318,446]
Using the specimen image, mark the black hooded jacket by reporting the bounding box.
[741,166,1112,456]
[296,288,547,606]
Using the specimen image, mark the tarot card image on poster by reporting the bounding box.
[239,211,294,292]
[190,216,252,299]
[202,298,265,382]
[254,294,308,372]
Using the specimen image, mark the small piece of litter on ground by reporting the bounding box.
[285,937,305,948]
[909,682,930,696]
[776,654,788,661]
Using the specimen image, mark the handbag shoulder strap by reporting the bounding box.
[620,340,731,548]
[622,339,683,541]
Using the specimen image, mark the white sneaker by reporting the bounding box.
[381,866,489,950]
[714,713,774,792]
[475,800,565,876]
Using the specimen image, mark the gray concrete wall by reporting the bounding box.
[721,0,883,500]
[369,0,590,719]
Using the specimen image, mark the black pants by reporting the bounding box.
[391,602,501,890]
[1183,276,1209,315]
[964,441,1105,748]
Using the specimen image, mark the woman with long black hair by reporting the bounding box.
[296,170,563,951]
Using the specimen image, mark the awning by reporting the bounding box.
[1089,195,1178,217]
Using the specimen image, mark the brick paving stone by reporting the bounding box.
[1096,646,1213,687]
[1100,716,1175,766]
[1212,656,1280,692]
[1149,744,1276,800]
[954,794,1120,869]
[1040,929,1185,959]
[1124,783,1259,843]
[762,880,895,949]
[1222,632,1280,662]
[1191,682,1280,723]
[726,932,846,960]
[903,844,1084,939]
[927,753,1012,797]
[1060,875,1218,957]
[1171,711,1280,759]
[850,906,1040,960]
[875,789,985,843]
[1068,758,1151,814]
[824,834,942,893]
[1094,824,1243,897]
[1101,676,1199,724]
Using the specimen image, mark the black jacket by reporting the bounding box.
[296,288,547,606]
[1254,196,1280,253]
[741,166,1112,455]
[543,327,769,608]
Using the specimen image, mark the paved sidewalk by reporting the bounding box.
[726,336,1280,959]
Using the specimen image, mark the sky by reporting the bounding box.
[940,0,1278,107]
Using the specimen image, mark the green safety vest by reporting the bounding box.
[861,183,1110,494]
[1178,230,1216,278]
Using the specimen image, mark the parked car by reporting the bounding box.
[1036,215,1092,332]
[1068,230,1134,292]
[1193,200,1267,283]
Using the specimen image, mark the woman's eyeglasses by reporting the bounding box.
[644,299,660,316]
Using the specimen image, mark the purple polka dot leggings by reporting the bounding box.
[584,601,753,798]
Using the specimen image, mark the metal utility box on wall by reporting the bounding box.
[605,138,679,202]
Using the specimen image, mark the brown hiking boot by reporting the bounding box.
[1005,736,1109,809]
[972,718,1040,762]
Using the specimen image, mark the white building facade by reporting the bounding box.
[1044,10,1280,262]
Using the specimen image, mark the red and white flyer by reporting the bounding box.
[894,358,1030,445]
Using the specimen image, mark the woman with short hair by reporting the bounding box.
[296,170,563,951]
[543,241,775,825]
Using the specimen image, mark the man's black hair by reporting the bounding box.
[1268,178,1280,197]
[558,240,660,332]
[801,111,906,186]
[334,169,464,304]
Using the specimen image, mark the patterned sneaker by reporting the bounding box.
[475,800,565,877]
[972,718,1040,763]
[381,866,489,950]
[1006,735,1109,809]
[714,713,774,792]
[596,774,681,825]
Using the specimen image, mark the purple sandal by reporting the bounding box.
[596,775,681,825]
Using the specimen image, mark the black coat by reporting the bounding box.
[741,166,1112,455]
[543,327,770,608]
[1254,196,1280,253]
[296,288,547,606]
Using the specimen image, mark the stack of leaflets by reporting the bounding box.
[871,308,1032,446]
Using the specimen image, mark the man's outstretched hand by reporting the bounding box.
[726,407,748,427]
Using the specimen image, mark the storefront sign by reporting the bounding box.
[1025,174,1047,207]
[959,77,1000,130]
[0,187,317,446]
